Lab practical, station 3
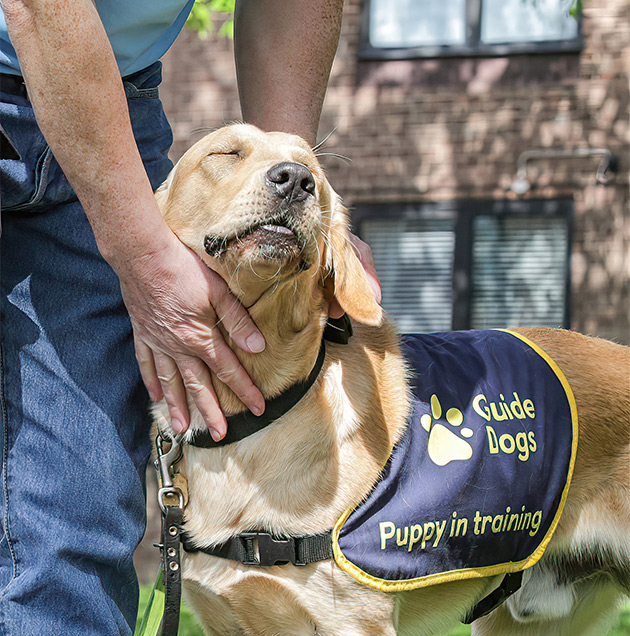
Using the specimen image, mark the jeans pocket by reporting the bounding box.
[125,89,173,191]
[1,96,54,212]
[1,141,53,212]
[124,81,159,100]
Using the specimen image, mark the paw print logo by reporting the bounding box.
[421,394,474,466]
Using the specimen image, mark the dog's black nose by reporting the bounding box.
[266,162,315,202]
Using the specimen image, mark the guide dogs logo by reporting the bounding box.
[421,394,474,466]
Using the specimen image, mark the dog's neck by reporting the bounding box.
[211,272,328,417]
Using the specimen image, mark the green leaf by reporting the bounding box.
[185,0,235,39]
[569,0,583,18]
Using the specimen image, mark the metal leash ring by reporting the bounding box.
[157,485,185,514]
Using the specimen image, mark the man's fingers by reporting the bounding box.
[134,337,163,402]
[176,357,227,441]
[210,274,266,354]
[153,351,190,434]
[201,335,265,418]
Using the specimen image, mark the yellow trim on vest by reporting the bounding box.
[332,329,579,593]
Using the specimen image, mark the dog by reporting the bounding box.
[152,123,630,636]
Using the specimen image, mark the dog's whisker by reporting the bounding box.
[311,242,324,285]
[207,293,247,331]
[314,152,352,164]
[312,128,337,152]
[267,277,281,299]
[230,262,247,299]
[190,125,220,136]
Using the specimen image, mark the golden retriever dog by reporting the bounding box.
[152,124,630,636]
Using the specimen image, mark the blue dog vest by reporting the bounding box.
[332,329,578,592]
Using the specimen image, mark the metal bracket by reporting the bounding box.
[511,147,619,194]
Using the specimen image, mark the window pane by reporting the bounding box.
[470,216,568,329]
[370,0,466,48]
[362,217,455,333]
[481,0,578,44]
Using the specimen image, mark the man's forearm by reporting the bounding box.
[2,0,170,269]
[3,0,268,435]
[234,0,344,146]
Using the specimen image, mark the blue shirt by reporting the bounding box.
[0,0,194,76]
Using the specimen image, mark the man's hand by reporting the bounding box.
[118,231,266,440]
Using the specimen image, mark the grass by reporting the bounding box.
[137,585,629,636]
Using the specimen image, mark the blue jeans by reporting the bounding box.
[0,63,173,635]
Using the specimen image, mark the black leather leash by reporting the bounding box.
[159,506,184,636]
[152,434,185,636]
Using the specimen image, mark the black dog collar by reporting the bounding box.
[187,315,352,448]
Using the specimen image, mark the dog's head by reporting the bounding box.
[156,124,381,329]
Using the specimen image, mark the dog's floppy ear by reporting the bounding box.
[154,161,179,215]
[324,192,382,327]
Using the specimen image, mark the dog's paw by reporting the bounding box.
[421,394,474,466]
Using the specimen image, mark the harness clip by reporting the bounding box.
[240,532,306,567]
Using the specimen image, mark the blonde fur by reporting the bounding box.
[153,124,629,636]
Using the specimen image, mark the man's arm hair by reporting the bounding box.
[1,0,168,263]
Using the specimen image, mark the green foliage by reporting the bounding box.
[569,0,584,18]
[607,602,630,636]
[136,585,205,636]
[186,0,235,39]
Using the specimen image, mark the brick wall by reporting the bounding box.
[160,0,629,343]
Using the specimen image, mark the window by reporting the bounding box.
[362,0,581,59]
[353,199,572,333]
[362,215,456,332]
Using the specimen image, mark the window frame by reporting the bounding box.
[359,0,583,60]
[351,198,573,331]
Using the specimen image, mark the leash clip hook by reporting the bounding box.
[155,433,184,513]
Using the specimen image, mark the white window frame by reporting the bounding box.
[360,0,582,60]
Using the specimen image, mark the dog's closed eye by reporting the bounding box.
[207,150,241,157]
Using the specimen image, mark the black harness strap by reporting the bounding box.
[171,313,521,624]
[179,318,348,568]
[462,571,524,624]
[182,530,333,567]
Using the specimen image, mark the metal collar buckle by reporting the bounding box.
[240,532,306,567]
